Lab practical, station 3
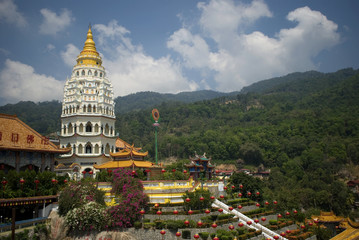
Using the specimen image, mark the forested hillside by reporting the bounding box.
[1,68,358,214]
[114,90,238,113]
[0,90,236,133]
[116,68,359,215]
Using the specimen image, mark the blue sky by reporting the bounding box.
[0,0,358,106]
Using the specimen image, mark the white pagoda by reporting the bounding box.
[57,26,117,179]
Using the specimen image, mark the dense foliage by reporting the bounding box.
[0,170,64,198]
[182,189,214,211]
[65,201,109,231]
[58,181,105,216]
[108,168,149,228]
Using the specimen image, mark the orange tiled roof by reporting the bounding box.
[115,138,142,151]
[0,114,71,153]
[93,160,153,169]
[110,148,148,157]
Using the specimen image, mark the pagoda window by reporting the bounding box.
[66,143,71,153]
[69,107,72,114]
[105,143,110,154]
[73,144,76,154]
[85,122,92,133]
[83,105,86,112]
[68,123,73,134]
[76,71,79,76]
[104,124,109,135]
[88,70,92,76]
[78,144,83,154]
[85,143,92,154]
[94,71,98,76]
[94,124,99,133]
[82,70,85,76]
[110,126,113,135]
[93,105,96,113]
[94,144,99,154]
[76,105,80,112]
[100,72,103,77]
[63,125,67,135]
[79,123,84,133]
[88,104,92,112]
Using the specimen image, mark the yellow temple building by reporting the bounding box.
[93,138,153,170]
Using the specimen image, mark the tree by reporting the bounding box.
[107,168,149,228]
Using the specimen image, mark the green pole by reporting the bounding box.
[155,125,158,165]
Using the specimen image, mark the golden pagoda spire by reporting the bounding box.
[76,25,102,66]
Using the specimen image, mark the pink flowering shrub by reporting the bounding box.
[58,181,105,216]
[107,168,149,228]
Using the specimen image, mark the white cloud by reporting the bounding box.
[0,59,63,104]
[60,44,80,67]
[39,8,74,35]
[46,44,55,51]
[168,0,341,92]
[198,0,272,45]
[167,28,211,69]
[92,20,198,96]
[0,0,26,27]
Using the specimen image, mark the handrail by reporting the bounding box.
[212,199,288,240]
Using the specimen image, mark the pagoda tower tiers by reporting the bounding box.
[57,26,117,179]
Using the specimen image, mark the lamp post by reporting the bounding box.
[140,209,145,225]
[19,178,25,191]
[34,178,40,196]
[152,109,160,165]
[1,177,7,198]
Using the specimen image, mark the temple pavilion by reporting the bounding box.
[185,152,215,180]
[94,138,153,171]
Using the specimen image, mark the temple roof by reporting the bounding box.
[110,148,148,158]
[76,26,102,67]
[0,114,71,154]
[116,138,142,151]
[93,160,153,169]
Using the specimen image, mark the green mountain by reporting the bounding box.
[114,90,239,113]
[0,68,358,215]
[116,68,359,216]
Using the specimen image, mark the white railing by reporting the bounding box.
[212,199,288,240]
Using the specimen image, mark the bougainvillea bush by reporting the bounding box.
[58,181,105,216]
[107,168,149,228]
[66,201,110,231]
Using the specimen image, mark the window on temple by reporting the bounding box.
[85,143,92,153]
[78,144,83,154]
[86,122,92,132]
[79,123,84,133]
[68,123,73,134]
[94,124,99,133]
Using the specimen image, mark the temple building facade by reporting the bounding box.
[57,27,117,179]
[185,153,215,180]
[0,114,70,172]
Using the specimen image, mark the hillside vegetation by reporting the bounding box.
[1,68,359,215]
